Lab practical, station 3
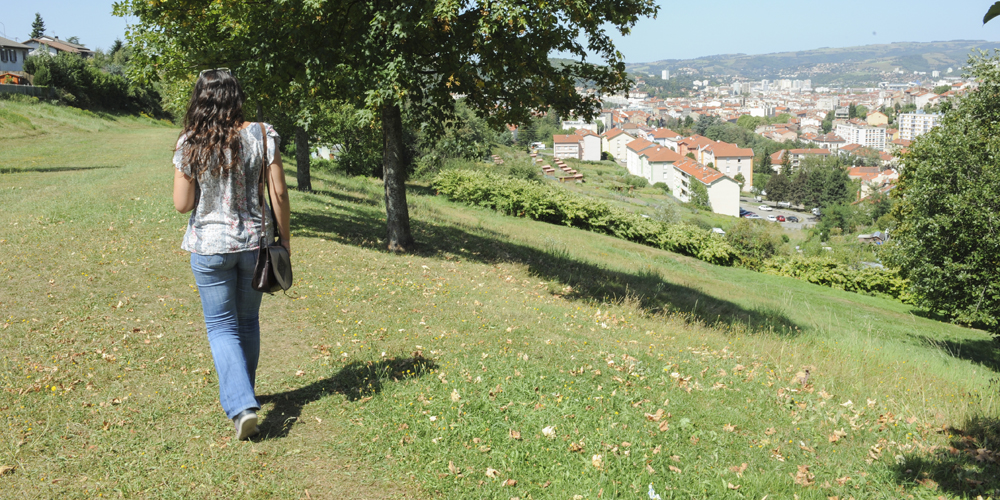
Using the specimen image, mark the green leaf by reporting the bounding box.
[984,1,1000,24]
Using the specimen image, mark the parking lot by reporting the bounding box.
[739,197,817,231]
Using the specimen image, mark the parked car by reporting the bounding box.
[766,215,777,222]
[811,207,822,216]
[746,214,763,220]
[777,215,786,222]
[786,216,799,223]
[759,205,773,211]
[777,201,791,208]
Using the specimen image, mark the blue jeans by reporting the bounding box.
[190,251,263,419]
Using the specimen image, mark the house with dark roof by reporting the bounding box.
[0,37,32,74]
[25,36,94,58]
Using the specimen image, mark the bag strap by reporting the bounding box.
[257,123,282,243]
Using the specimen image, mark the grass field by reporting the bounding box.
[1,99,999,499]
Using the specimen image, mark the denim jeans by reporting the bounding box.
[190,251,263,419]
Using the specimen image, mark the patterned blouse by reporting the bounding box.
[173,123,281,255]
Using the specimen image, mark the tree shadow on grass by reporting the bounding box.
[290,194,802,336]
[0,165,124,174]
[912,335,1000,372]
[891,414,1000,497]
[255,355,437,439]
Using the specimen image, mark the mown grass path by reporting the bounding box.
[1,101,998,499]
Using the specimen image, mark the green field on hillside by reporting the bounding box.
[1,99,998,499]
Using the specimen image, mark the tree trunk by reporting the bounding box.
[381,102,414,252]
[295,125,311,191]
[256,102,263,123]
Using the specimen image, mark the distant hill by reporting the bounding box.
[626,40,1000,85]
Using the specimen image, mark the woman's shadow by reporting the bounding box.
[254,354,437,439]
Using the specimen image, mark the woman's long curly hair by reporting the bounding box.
[178,70,245,177]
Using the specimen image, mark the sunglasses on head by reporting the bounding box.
[198,67,231,78]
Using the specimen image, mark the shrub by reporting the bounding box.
[624,174,648,188]
[432,169,737,266]
[725,218,786,268]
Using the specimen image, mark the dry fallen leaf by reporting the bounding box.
[448,461,458,475]
[792,465,814,486]
[668,465,682,474]
[0,465,14,476]
[828,429,847,443]
[295,370,305,377]
[834,476,851,486]
[658,420,670,432]
[451,389,461,402]
[727,483,740,490]
[485,468,499,479]
[645,409,665,422]
[652,445,661,455]
[723,423,736,432]
[509,429,521,440]
[670,455,681,462]
[542,426,555,438]
[646,464,655,474]
[765,427,777,435]
[916,478,938,489]
[729,463,748,477]
[569,442,583,453]
[504,479,517,487]
[591,454,603,469]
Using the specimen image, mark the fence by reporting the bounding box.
[0,84,53,98]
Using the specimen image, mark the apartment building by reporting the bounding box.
[897,111,941,141]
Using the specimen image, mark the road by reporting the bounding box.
[739,197,817,231]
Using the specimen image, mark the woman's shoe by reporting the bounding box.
[233,409,259,440]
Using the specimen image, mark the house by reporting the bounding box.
[638,146,685,185]
[574,129,602,162]
[25,36,94,58]
[866,111,888,127]
[553,134,583,160]
[602,128,636,162]
[0,37,32,74]
[670,159,740,217]
[624,137,657,176]
[702,142,754,191]
[813,132,845,152]
[650,127,683,151]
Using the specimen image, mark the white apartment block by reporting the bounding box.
[835,122,886,151]
[897,112,941,141]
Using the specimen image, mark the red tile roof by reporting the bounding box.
[705,142,753,158]
[651,127,682,140]
[674,159,726,185]
[641,147,685,163]
[553,134,582,144]
[626,137,656,152]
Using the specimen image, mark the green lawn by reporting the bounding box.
[1,99,998,499]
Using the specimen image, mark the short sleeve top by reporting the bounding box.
[173,123,281,255]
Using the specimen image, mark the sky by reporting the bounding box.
[2,0,999,61]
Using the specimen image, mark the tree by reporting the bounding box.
[31,13,45,39]
[733,173,746,190]
[117,0,657,252]
[789,169,809,206]
[764,172,790,202]
[689,180,711,210]
[885,51,1000,334]
[67,36,81,44]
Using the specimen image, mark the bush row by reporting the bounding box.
[432,169,737,265]
[432,168,912,303]
[761,257,911,301]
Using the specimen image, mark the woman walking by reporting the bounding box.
[172,69,290,440]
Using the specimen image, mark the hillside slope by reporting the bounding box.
[1,100,998,498]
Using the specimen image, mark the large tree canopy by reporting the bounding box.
[115,0,657,251]
[885,51,1000,334]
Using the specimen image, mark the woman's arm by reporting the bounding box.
[173,169,196,213]
[267,150,291,253]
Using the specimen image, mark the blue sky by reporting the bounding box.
[3,1,998,61]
